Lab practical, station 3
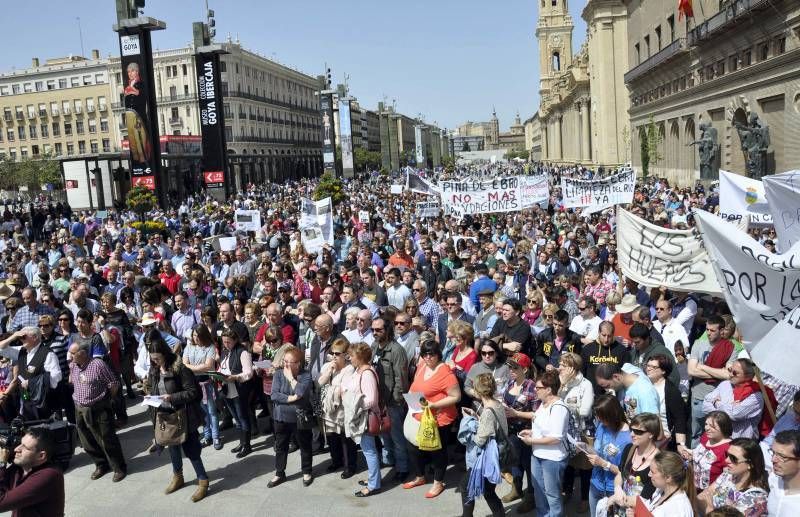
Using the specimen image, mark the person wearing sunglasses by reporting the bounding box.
[464,339,509,402]
[698,438,768,516]
[608,413,662,512]
[317,338,357,479]
[768,429,800,515]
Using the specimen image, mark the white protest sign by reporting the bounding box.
[519,174,550,209]
[718,170,773,226]
[300,197,333,244]
[218,236,237,252]
[694,209,800,385]
[616,208,721,295]
[416,201,440,219]
[439,177,521,217]
[763,170,800,252]
[301,225,326,255]
[234,209,261,232]
[390,184,403,195]
[560,169,635,211]
[358,210,370,223]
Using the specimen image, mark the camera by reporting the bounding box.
[0,417,24,453]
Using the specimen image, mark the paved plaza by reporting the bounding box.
[61,401,515,517]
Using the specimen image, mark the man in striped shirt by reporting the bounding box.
[39,314,72,424]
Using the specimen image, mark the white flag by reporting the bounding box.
[694,209,800,385]
[718,170,773,226]
[763,170,800,252]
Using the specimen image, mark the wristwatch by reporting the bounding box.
[603,461,610,471]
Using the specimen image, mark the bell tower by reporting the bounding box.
[536,0,574,96]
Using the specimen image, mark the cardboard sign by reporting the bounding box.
[560,169,635,212]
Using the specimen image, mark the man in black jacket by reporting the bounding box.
[421,251,452,299]
[581,321,630,394]
[534,309,582,373]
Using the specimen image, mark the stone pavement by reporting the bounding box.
[63,401,566,517]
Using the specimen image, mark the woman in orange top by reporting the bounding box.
[403,339,461,499]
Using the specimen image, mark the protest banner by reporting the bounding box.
[300,225,326,255]
[718,170,773,226]
[390,184,403,195]
[560,169,635,212]
[406,168,439,196]
[300,197,333,244]
[439,176,522,217]
[234,209,261,232]
[694,209,800,385]
[416,201,440,219]
[358,210,370,223]
[763,170,800,252]
[519,174,550,208]
[616,208,721,295]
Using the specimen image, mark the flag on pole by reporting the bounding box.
[678,0,694,20]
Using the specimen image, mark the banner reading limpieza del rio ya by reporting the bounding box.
[560,169,635,212]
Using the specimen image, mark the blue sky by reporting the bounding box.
[0,0,586,131]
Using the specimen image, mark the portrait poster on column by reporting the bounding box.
[118,31,160,189]
[320,93,336,174]
[339,99,354,178]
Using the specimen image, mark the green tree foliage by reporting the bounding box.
[126,185,158,220]
[0,155,62,191]
[314,172,345,204]
[505,149,531,161]
[441,155,456,175]
[353,147,382,172]
[640,127,650,178]
[645,114,663,176]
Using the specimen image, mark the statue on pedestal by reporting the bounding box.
[688,122,718,179]
[735,113,770,178]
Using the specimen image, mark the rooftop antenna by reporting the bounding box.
[76,17,86,58]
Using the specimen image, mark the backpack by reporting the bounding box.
[551,401,581,459]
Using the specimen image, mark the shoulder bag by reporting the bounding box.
[155,408,187,446]
[360,368,391,436]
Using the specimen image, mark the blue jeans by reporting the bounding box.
[380,403,409,473]
[169,430,208,480]
[531,455,566,517]
[223,396,250,432]
[200,383,219,441]
[691,397,706,447]
[589,484,613,517]
[360,434,381,490]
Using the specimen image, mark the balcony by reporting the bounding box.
[51,109,59,117]
[624,38,688,84]
[87,106,95,113]
[688,0,772,46]
[158,93,198,104]
[15,113,23,121]
[27,112,36,120]
[98,104,107,112]
[169,117,182,126]
[38,111,47,118]
[3,114,12,123]
[74,107,82,114]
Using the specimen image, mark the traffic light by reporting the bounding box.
[326,68,332,88]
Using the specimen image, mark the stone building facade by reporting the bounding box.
[625,0,800,185]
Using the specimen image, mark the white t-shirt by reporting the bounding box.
[768,473,800,516]
[645,489,694,517]
[569,314,602,340]
[531,401,569,461]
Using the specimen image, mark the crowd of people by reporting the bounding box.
[0,162,796,517]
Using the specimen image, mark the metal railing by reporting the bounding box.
[625,38,688,84]
[688,0,771,46]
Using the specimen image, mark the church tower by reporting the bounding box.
[489,107,500,147]
[536,0,574,97]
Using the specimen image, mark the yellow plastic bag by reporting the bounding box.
[416,406,442,451]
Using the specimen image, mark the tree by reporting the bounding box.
[354,147,382,172]
[0,155,62,191]
[640,128,650,178]
[645,114,663,174]
[441,155,456,175]
[126,185,158,221]
[314,172,345,204]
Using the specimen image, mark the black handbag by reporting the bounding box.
[296,406,315,430]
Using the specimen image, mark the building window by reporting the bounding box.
[64,123,72,136]
[716,60,725,76]
[54,143,62,155]
[35,81,43,92]
[667,15,675,42]
[182,64,188,76]
[82,75,91,85]
[76,120,84,134]
[729,55,739,72]
[66,143,74,155]
[100,118,108,132]
[17,127,25,140]
[169,86,177,99]
[90,140,98,154]
[23,83,32,93]
[185,106,191,116]
[759,43,769,61]
[20,148,28,158]
[95,73,105,84]
[70,77,79,87]
[31,145,39,156]
[52,123,60,137]
[29,126,37,139]
[655,26,662,50]
[78,141,86,154]
[12,84,20,94]
[220,61,226,72]
[41,124,48,138]
[743,48,752,66]
[184,84,189,95]
[644,35,651,58]
[634,43,641,65]
[47,80,55,90]
[102,139,110,152]
[88,119,97,133]
[776,36,787,55]
[552,51,561,71]
[171,107,179,119]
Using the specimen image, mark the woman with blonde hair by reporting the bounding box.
[637,451,697,516]
[445,319,478,382]
[318,337,357,479]
[610,413,663,512]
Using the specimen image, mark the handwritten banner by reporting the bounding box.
[616,208,721,295]
[560,169,635,212]
[439,176,521,217]
[763,170,800,252]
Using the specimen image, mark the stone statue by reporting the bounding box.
[735,112,770,178]
[688,122,718,179]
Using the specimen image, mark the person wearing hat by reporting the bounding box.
[473,288,498,339]
[468,263,497,312]
[608,293,640,346]
[499,352,537,510]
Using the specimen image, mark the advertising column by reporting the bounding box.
[320,92,337,176]
[117,29,162,197]
[195,51,229,198]
[414,125,425,169]
[338,99,354,178]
